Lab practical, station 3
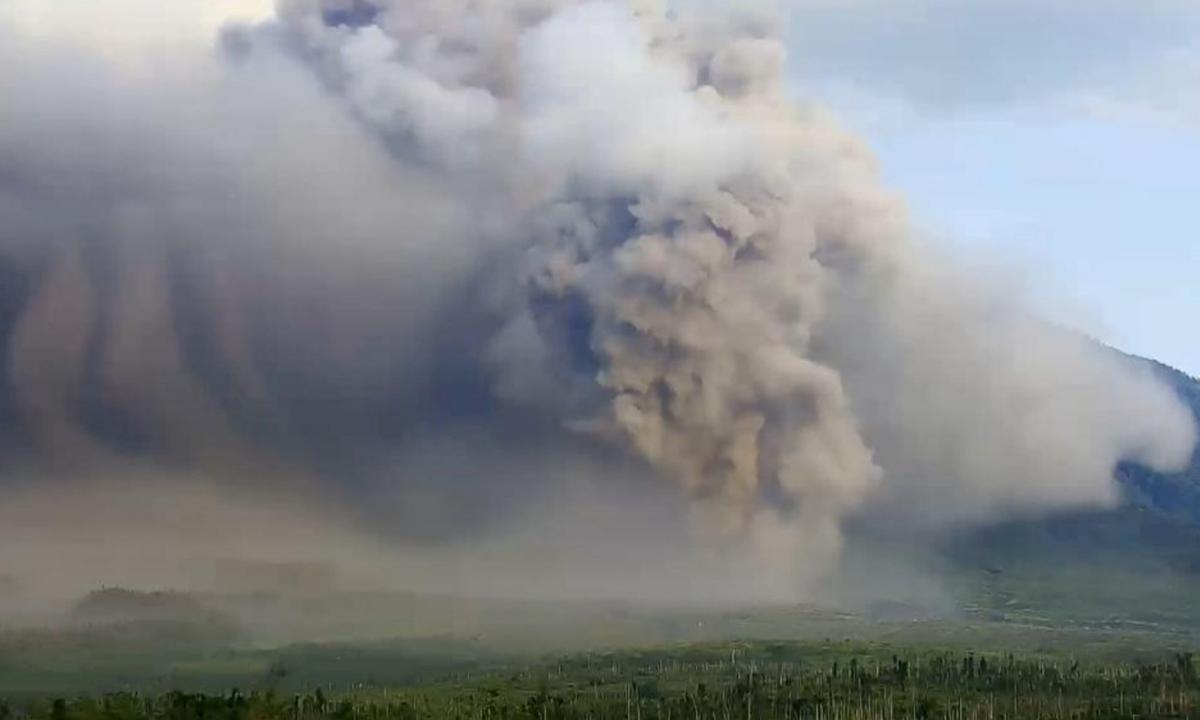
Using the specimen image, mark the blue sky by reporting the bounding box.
[784,0,1200,375]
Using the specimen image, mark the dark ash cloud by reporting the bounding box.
[0,0,1192,605]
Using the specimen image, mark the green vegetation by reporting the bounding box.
[6,642,1200,719]
[946,505,1200,633]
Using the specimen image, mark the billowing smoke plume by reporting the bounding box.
[0,0,1194,602]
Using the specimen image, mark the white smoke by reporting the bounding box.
[0,0,1193,601]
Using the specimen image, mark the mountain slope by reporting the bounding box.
[1118,358,1200,522]
[945,356,1200,630]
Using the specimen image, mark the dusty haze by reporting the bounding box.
[0,0,1194,616]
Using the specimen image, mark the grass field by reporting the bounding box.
[5,639,1200,719]
[6,505,1200,715]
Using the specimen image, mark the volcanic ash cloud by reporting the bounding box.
[0,0,1193,597]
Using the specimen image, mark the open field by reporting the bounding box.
[5,638,1200,719]
[4,591,1200,694]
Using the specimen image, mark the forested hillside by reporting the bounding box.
[946,357,1200,629]
[1119,359,1200,522]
